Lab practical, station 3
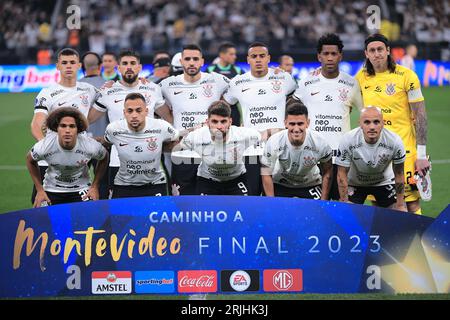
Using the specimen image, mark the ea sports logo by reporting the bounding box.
[229,270,251,292]
[273,270,293,290]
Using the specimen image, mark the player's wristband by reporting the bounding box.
[417,145,427,159]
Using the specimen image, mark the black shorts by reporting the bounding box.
[171,160,199,195]
[112,183,168,199]
[274,184,323,199]
[109,166,119,190]
[196,174,249,195]
[348,184,396,208]
[244,156,262,196]
[45,190,90,205]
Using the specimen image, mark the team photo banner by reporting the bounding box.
[0,196,448,298]
[1,60,449,93]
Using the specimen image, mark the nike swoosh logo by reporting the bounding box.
[58,102,66,106]
[353,157,361,160]
[119,143,128,146]
[310,92,319,96]
[174,91,183,95]
[241,88,250,92]
[364,86,370,89]
[114,99,124,103]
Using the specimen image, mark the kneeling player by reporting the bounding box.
[26,108,109,207]
[260,101,333,199]
[336,106,407,210]
[104,93,179,198]
[179,101,261,195]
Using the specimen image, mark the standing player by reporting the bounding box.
[101,52,121,82]
[355,34,431,214]
[88,50,172,196]
[26,108,108,207]
[80,51,109,199]
[261,102,333,199]
[207,42,243,128]
[278,55,296,81]
[180,101,261,195]
[336,107,407,211]
[104,93,179,198]
[223,42,298,195]
[160,44,230,195]
[292,33,363,200]
[400,44,418,71]
[30,48,98,204]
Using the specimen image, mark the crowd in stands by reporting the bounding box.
[0,0,449,63]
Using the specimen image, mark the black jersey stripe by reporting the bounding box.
[95,101,107,109]
[34,105,48,110]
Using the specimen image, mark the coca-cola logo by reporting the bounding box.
[177,270,217,293]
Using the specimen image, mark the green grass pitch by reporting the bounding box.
[0,87,449,300]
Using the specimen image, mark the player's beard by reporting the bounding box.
[123,73,138,84]
[184,66,200,77]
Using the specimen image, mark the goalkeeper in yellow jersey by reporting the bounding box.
[355,33,431,214]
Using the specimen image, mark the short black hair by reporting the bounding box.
[248,42,269,51]
[102,52,118,61]
[218,42,236,54]
[208,101,231,118]
[46,107,88,133]
[119,49,140,63]
[124,92,146,104]
[317,33,344,53]
[57,48,80,61]
[286,100,308,118]
[182,44,203,56]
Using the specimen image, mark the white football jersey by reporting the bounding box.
[335,127,406,186]
[261,129,332,188]
[93,81,165,166]
[30,132,107,193]
[223,69,297,131]
[34,82,98,118]
[180,126,261,181]
[293,71,363,161]
[160,72,229,130]
[104,118,179,186]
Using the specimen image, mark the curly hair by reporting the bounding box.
[46,107,88,133]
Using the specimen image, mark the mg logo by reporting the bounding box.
[273,270,293,290]
[263,269,303,292]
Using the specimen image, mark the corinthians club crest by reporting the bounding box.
[303,156,317,167]
[146,137,158,151]
[271,80,282,93]
[203,84,213,97]
[338,88,349,102]
[385,83,396,95]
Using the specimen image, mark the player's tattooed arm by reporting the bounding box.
[319,159,333,200]
[392,162,407,211]
[337,165,350,202]
[31,113,47,141]
[410,100,431,176]
[410,100,427,145]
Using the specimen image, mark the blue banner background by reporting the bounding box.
[0,196,448,298]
